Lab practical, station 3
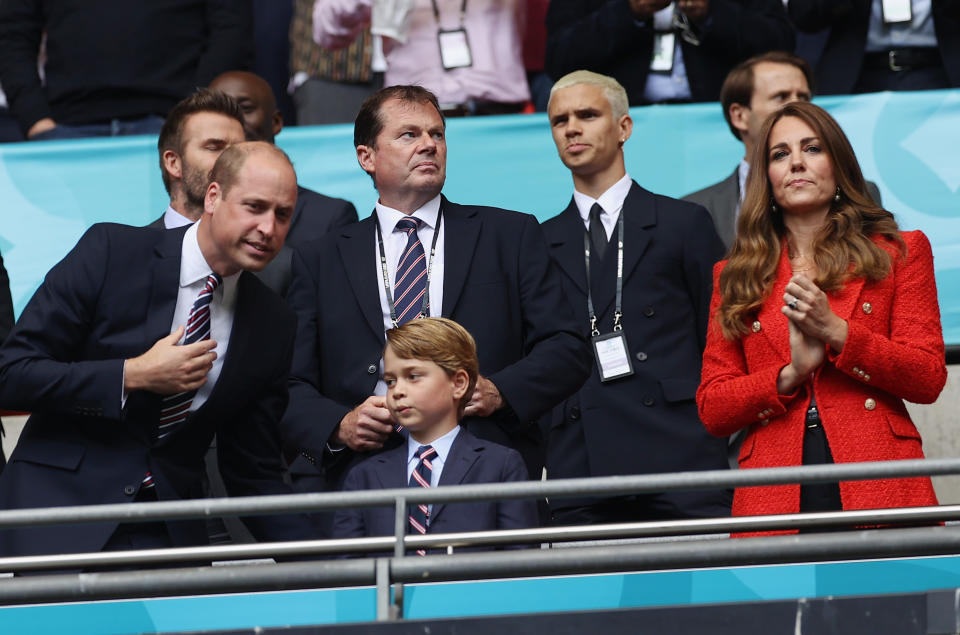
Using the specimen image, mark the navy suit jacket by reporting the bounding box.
[282,196,591,491]
[545,0,794,104]
[333,427,537,544]
[541,182,731,515]
[0,223,314,557]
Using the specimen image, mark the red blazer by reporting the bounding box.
[697,231,946,525]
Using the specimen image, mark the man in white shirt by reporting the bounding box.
[0,142,316,557]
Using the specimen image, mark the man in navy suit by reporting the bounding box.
[333,318,536,550]
[283,85,589,532]
[541,71,730,525]
[0,142,315,556]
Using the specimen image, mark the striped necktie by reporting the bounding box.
[156,273,222,441]
[408,444,437,556]
[394,217,428,325]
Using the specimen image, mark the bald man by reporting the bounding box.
[209,71,358,255]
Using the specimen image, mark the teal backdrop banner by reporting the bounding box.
[0,89,957,344]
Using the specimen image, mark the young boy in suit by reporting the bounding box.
[332,318,537,552]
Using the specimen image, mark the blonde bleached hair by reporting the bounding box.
[385,318,479,417]
[549,70,629,120]
[717,101,904,339]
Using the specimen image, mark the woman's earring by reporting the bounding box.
[771,202,778,213]
[834,187,842,203]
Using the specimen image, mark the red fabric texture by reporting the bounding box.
[697,230,946,534]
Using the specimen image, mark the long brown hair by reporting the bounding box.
[717,101,903,339]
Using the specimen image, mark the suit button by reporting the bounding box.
[862,302,873,314]
[752,321,762,333]
[123,485,136,496]
[367,364,377,375]
[569,407,581,421]
[864,398,876,411]
[636,351,648,362]
[643,306,655,317]
[642,396,655,407]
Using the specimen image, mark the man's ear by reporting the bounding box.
[163,150,183,180]
[729,102,750,139]
[272,110,284,138]
[618,114,633,146]
[356,144,375,175]
[204,181,221,216]
[451,369,470,401]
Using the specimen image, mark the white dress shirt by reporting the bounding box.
[573,173,633,240]
[168,221,239,411]
[407,425,461,520]
[163,205,194,229]
[372,194,445,395]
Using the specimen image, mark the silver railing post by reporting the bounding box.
[390,495,407,619]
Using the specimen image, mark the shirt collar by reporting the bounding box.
[376,194,442,235]
[573,173,632,223]
[407,424,461,465]
[737,158,751,204]
[164,205,194,229]
[180,221,241,290]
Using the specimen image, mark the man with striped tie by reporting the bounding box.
[0,142,317,557]
[283,85,590,533]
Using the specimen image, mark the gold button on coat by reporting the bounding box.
[752,321,762,333]
[862,302,873,314]
[864,398,876,411]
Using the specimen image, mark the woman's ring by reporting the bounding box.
[788,298,799,311]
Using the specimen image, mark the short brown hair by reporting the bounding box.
[209,141,294,199]
[385,318,479,417]
[158,89,245,194]
[719,51,814,141]
[353,85,445,149]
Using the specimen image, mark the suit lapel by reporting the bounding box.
[145,227,186,345]
[439,197,481,317]
[593,182,654,318]
[374,444,408,491]
[431,429,480,524]
[339,216,387,342]
[548,201,588,295]
[202,272,258,414]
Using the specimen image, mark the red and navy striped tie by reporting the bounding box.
[408,444,437,556]
[394,217,428,325]
[155,273,222,441]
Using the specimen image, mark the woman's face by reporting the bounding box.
[767,116,837,218]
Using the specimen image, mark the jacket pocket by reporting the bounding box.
[659,377,698,403]
[884,414,922,441]
[12,438,86,471]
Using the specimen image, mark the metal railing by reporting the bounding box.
[3,458,960,616]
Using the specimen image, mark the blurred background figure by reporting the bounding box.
[697,101,946,531]
[545,0,796,105]
[788,0,960,95]
[0,0,252,141]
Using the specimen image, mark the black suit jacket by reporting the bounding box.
[282,196,591,491]
[789,0,960,94]
[0,223,314,557]
[333,427,537,545]
[545,0,795,104]
[0,250,13,345]
[541,183,730,514]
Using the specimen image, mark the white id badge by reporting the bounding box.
[650,32,675,73]
[592,331,635,382]
[882,0,912,24]
[438,29,472,70]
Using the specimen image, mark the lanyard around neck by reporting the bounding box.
[584,209,625,337]
[431,0,468,26]
[375,207,444,329]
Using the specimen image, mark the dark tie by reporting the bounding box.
[156,273,222,441]
[589,203,608,262]
[394,217,428,325]
[408,444,437,556]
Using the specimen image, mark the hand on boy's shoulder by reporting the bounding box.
[336,395,394,451]
[463,375,503,418]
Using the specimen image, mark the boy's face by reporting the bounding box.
[383,345,468,435]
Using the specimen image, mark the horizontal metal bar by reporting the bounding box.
[2,458,959,530]
[4,524,960,605]
[4,504,960,572]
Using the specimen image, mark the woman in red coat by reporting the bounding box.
[696,101,946,528]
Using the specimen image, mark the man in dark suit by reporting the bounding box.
[789,0,960,95]
[545,0,794,105]
[542,71,730,525]
[0,142,315,557]
[282,85,590,532]
[208,71,359,296]
[0,250,14,474]
[684,52,882,251]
